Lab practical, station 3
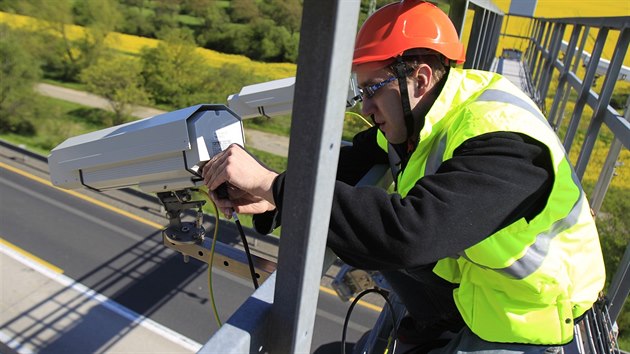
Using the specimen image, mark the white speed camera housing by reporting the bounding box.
[48,104,244,193]
[227,75,362,119]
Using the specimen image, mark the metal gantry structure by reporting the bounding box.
[201,1,630,353]
[517,13,630,353]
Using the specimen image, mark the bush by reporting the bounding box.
[610,92,629,111]
[140,28,214,107]
[80,55,148,125]
[0,24,41,135]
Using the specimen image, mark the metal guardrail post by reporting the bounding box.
[522,18,533,65]
[268,0,360,353]
[590,97,630,325]
[536,21,556,100]
[538,22,566,109]
[548,23,581,128]
[447,0,470,39]
[574,27,629,179]
[590,96,630,215]
[480,9,494,69]
[563,27,608,156]
[532,21,551,87]
[526,19,543,71]
[488,13,503,69]
[465,7,487,69]
[485,10,497,69]
[607,241,630,323]
[555,26,591,133]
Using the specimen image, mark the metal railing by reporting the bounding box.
[515,13,630,327]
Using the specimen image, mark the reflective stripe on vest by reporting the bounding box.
[424,89,548,177]
[459,168,584,279]
[449,89,586,279]
[425,134,448,176]
[476,89,550,126]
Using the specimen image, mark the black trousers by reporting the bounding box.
[380,266,564,354]
[380,263,464,337]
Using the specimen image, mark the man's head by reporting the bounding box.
[352,0,465,145]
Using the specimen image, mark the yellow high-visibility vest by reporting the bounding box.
[382,68,605,344]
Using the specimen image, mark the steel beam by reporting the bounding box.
[268,1,361,352]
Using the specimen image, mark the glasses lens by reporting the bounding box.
[364,86,375,98]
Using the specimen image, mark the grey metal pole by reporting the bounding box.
[563,27,608,156]
[555,26,590,133]
[268,1,361,353]
[590,96,630,215]
[532,21,551,86]
[607,242,630,323]
[548,23,581,128]
[448,0,470,39]
[465,8,487,69]
[538,22,565,107]
[575,27,629,179]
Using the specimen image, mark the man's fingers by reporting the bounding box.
[202,153,229,191]
[206,148,241,192]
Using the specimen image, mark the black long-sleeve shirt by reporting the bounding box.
[254,126,553,271]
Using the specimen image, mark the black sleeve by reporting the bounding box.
[252,127,387,234]
[325,131,553,270]
[337,126,389,184]
[255,131,553,272]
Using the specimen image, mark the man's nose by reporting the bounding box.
[360,99,373,116]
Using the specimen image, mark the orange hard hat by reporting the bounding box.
[353,0,466,68]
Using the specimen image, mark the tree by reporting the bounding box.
[120,5,155,37]
[74,0,123,74]
[250,19,297,62]
[181,0,217,17]
[73,0,122,29]
[140,28,214,107]
[0,25,41,135]
[229,0,259,24]
[20,0,121,81]
[262,0,302,34]
[80,56,149,126]
[151,0,181,35]
[205,63,251,104]
[197,3,227,31]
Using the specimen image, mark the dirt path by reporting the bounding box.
[36,83,289,157]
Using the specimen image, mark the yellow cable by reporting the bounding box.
[200,189,223,328]
[345,111,373,128]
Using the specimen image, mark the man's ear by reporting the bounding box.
[413,64,433,97]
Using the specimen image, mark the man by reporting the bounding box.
[202,1,606,352]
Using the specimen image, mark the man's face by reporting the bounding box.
[355,65,419,144]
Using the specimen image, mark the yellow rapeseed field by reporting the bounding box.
[491,0,630,66]
[0,11,296,80]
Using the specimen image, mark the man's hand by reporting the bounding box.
[212,187,276,218]
[202,144,279,215]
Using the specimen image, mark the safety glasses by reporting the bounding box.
[358,76,398,100]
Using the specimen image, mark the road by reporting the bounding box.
[35,83,290,158]
[0,146,380,353]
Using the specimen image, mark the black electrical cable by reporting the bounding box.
[341,288,398,354]
[233,211,259,289]
[213,182,259,290]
